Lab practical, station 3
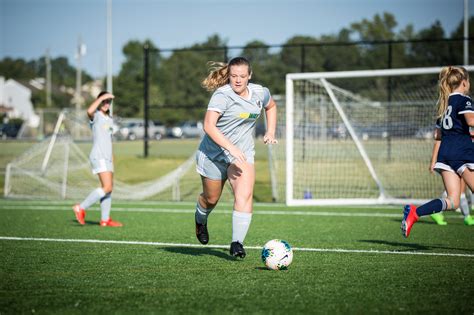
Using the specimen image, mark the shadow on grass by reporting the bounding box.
[70,220,101,226]
[162,247,237,261]
[253,266,289,272]
[85,220,101,226]
[359,239,474,253]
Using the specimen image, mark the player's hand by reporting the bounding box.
[263,133,278,145]
[228,146,246,164]
[100,93,115,101]
[429,163,436,173]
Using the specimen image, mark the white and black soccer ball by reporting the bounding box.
[261,239,293,270]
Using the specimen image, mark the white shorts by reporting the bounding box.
[196,151,229,180]
[195,150,255,180]
[434,162,474,176]
[90,158,114,174]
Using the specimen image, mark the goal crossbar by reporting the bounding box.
[287,66,474,80]
[285,65,474,206]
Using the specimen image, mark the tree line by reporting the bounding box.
[1,12,472,125]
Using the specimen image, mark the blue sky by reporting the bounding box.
[1,0,472,78]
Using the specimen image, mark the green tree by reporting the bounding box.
[280,35,323,73]
[450,16,474,65]
[156,34,227,124]
[240,40,272,87]
[0,56,93,108]
[240,41,287,95]
[319,28,362,71]
[113,39,163,118]
[406,20,452,67]
[33,56,93,89]
[0,58,35,79]
[349,12,398,69]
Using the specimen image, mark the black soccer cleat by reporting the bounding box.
[195,221,209,245]
[230,241,246,258]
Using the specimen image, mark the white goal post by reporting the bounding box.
[286,66,474,206]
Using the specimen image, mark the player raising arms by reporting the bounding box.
[194,57,277,257]
[72,91,122,227]
[402,66,474,238]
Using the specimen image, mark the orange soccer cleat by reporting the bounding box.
[401,204,419,238]
[100,218,123,227]
[73,204,86,225]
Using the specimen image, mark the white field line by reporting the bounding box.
[0,236,473,258]
[0,200,402,209]
[0,204,466,219]
[1,200,289,208]
[0,204,402,217]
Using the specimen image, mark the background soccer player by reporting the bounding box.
[429,124,474,226]
[72,91,122,227]
[194,57,277,257]
[402,66,474,237]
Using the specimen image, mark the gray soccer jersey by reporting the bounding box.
[89,111,113,162]
[198,83,271,163]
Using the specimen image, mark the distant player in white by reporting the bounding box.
[72,91,123,227]
[194,57,277,258]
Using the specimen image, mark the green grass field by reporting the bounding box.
[1,199,473,314]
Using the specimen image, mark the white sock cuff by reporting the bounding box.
[233,210,252,219]
[196,202,214,215]
[96,187,106,198]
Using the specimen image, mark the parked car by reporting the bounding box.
[117,119,166,140]
[168,121,204,138]
[415,126,435,139]
[329,123,348,139]
[0,121,22,139]
[356,125,388,140]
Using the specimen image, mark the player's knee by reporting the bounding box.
[102,184,113,194]
[235,191,253,206]
[200,193,219,208]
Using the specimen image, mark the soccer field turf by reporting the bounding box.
[1,199,473,314]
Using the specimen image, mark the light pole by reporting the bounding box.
[464,0,469,66]
[106,0,113,106]
[45,48,51,107]
[74,36,86,111]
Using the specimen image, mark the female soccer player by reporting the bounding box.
[402,66,474,237]
[194,57,277,257]
[429,125,474,226]
[72,91,122,227]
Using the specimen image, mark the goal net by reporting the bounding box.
[285,66,474,206]
[4,109,234,201]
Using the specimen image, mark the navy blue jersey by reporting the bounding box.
[437,93,474,162]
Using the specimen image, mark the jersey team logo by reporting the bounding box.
[239,113,260,119]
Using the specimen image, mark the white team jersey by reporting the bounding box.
[198,83,272,163]
[89,111,113,161]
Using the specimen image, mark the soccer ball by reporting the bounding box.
[261,239,293,270]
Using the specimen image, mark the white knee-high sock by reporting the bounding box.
[460,193,470,217]
[100,193,112,221]
[232,211,252,244]
[80,188,106,210]
[466,189,473,209]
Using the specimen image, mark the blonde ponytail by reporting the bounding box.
[437,66,469,117]
[201,62,229,91]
